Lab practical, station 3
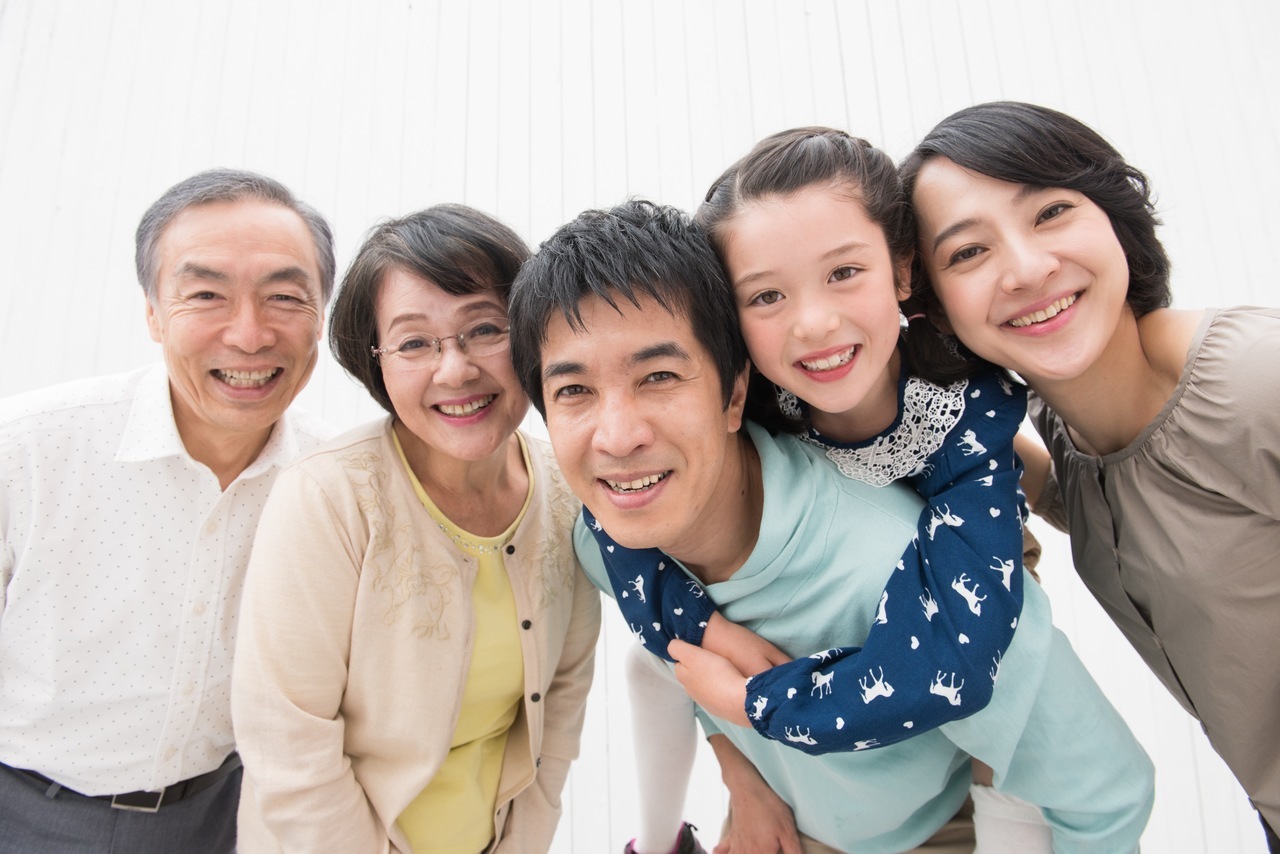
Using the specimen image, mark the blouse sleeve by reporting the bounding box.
[580,506,716,660]
[743,370,1028,755]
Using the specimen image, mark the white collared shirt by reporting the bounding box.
[0,364,333,795]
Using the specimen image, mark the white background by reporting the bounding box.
[1,1,1276,851]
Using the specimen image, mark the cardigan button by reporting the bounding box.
[505,544,516,555]
[521,619,532,630]
[531,692,541,702]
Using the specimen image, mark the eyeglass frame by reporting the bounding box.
[370,319,512,368]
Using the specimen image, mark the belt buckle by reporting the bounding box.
[111,788,165,812]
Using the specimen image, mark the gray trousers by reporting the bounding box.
[0,761,240,854]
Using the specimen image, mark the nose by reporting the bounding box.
[223,299,277,353]
[430,337,480,387]
[591,389,655,459]
[790,293,840,341]
[999,234,1060,294]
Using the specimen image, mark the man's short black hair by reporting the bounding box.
[509,199,748,416]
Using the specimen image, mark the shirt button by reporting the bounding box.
[204,520,218,536]
[164,747,177,760]
[183,682,195,696]
[505,545,515,555]
[521,620,532,630]
[193,603,207,616]
[530,692,541,703]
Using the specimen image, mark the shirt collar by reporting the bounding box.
[115,363,300,482]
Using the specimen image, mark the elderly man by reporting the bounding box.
[0,169,335,852]
[509,199,1155,853]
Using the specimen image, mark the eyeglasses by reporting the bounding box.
[372,319,511,369]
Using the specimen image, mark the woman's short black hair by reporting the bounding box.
[328,204,529,415]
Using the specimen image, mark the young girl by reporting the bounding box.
[590,128,1051,853]
[901,100,1280,852]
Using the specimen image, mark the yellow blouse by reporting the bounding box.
[392,433,531,854]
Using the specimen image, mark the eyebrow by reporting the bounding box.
[174,263,313,289]
[540,340,692,384]
[929,184,1045,254]
[385,298,507,333]
[734,241,874,290]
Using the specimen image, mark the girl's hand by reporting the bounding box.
[708,734,803,854]
[700,612,791,677]
[669,639,751,726]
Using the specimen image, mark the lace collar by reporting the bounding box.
[781,375,968,486]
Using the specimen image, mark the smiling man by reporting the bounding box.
[0,170,335,852]
[509,199,1155,853]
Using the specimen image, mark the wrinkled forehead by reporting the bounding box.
[157,199,320,279]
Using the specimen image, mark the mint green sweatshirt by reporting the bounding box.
[577,422,1153,852]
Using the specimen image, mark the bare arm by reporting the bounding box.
[707,735,802,854]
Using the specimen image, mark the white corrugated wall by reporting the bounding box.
[1,2,1275,850]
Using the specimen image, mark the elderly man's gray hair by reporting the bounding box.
[134,168,336,303]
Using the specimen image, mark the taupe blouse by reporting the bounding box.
[1031,306,1280,826]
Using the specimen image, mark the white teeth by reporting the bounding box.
[438,395,495,416]
[800,347,856,372]
[605,472,668,493]
[215,369,279,387]
[1009,294,1077,328]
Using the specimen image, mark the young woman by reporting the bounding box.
[901,100,1280,851]
[231,206,600,853]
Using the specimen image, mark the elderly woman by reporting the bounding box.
[231,205,600,853]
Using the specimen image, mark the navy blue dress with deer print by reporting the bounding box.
[584,366,1028,755]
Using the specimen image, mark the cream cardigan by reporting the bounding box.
[232,418,600,853]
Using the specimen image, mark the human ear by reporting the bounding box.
[725,364,750,433]
[145,297,162,343]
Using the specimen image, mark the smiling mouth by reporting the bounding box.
[1009,294,1077,328]
[214,368,281,388]
[604,472,669,493]
[799,346,857,372]
[436,395,496,417]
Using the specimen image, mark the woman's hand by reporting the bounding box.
[700,612,791,677]
[669,639,752,726]
[708,735,803,854]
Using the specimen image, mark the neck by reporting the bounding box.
[1032,308,1191,456]
[677,431,764,586]
[182,427,273,491]
[395,421,528,537]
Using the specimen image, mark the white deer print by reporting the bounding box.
[875,590,889,625]
[927,504,965,540]
[989,556,1015,591]
[809,649,837,663]
[784,726,818,746]
[751,696,768,720]
[685,580,705,598]
[951,573,988,615]
[629,622,646,645]
[853,738,880,751]
[811,670,835,698]
[958,429,987,457]
[919,589,939,622]
[990,651,1003,685]
[930,671,964,706]
[628,575,647,604]
[859,667,895,703]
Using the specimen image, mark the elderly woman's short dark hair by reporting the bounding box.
[328,204,530,416]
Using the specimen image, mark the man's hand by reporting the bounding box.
[669,639,752,726]
[708,735,803,854]
[700,612,791,677]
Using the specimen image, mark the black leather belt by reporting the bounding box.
[10,752,242,813]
